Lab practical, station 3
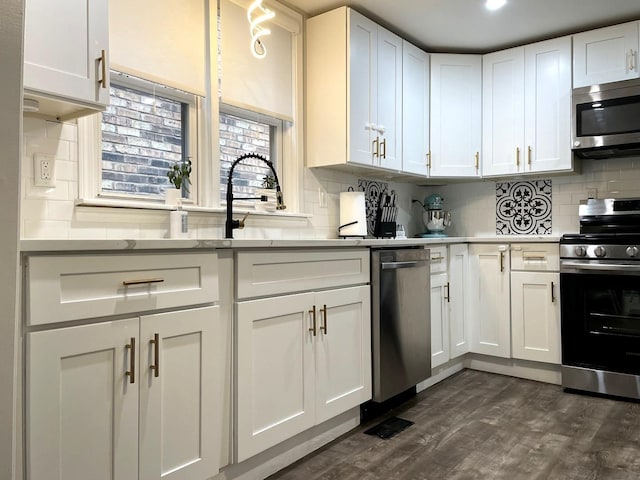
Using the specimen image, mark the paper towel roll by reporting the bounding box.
[339,191,367,237]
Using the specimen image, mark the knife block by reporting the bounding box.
[374,207,396,238]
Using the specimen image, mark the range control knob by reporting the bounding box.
[594,246,607,258]
[574,246,587,257]
[626,246,639,258]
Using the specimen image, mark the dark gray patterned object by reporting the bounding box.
[496,180,552,235]
[358,179,389,236]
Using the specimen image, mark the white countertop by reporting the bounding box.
[20,235,563,252]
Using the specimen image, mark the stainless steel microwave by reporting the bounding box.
[572,78,640,159]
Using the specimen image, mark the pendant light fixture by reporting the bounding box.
[247,0,275,59]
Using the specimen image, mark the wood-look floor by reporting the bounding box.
[269,370,640,480]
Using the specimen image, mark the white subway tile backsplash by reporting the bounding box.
[45,120,77,142]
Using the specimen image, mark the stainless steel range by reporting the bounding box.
[560,198,640,399]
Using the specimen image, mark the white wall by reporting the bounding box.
[21,119,425,239]
[419,157,640,236]
[1,1,23,478]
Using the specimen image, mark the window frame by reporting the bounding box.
[79,71,201,206]
[219,103,284,208]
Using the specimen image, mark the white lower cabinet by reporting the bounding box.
[430,272,450,368]
[27,305,220,480]
[235,285,371,462]
[448,244,470,358]
[468,244,511,358]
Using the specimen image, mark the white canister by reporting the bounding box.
[339,191,367,237]
[169,209,188,238]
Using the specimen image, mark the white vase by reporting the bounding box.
[165,188,181,206]
[254,188,277,212]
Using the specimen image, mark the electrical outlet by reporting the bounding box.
[34,153,55,187]
[586,188,597,199]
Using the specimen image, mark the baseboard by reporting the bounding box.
[464,353,562,385]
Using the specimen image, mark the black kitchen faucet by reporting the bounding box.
[225,153,285,238]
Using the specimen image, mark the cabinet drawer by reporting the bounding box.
[510,243,559,271]
[236,248,369,299]
[429,246,448,274]
[27,252,218,325]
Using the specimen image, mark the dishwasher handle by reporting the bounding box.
[381,260,430,270]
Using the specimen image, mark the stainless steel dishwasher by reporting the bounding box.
[371,248,431,402]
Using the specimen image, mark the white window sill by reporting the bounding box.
[75,198,312,219]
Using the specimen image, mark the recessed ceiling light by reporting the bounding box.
[485,0,507,11]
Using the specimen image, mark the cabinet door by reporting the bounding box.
[469,245,511,358]
[524,37,572,173]
[139,306,219,480]
[482,47,525,176]
[24,0,109,107]
[27,319,139,480]
[349,10,377,166]
[449,244,469,359]
[430,54,482,177]
[402,41,430,176]
[236,293,316,462]
[376,28,403,171]
[430,272,450,368]
[314,286,371,424]
[573,21,640,88]
[511,272,561,364]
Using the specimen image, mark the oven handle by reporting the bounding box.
[561,261,640,274]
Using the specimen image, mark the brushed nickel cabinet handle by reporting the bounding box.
[372,137,379,158]
[475,152,479,171]
[426,151,431,169]
[516,147,520,167]
[500,251,505,273]
[380,138,387,159]
[122,278,165,286]
[99,49,107,89]
[551,281,556,303]
[125,337,135,384]
[319,304,328,334]
[150,333,159,378]
[309,305,317,336]
[527,146,532,167]
[445,282,450,303]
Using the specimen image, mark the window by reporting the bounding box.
[91,74,198,202]
[219,106,283,202]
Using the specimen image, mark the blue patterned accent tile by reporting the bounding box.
[496,180,552,235]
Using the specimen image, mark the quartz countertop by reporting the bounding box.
[20,235,563,252]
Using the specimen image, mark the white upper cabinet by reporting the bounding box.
[482,47,526,176]
[402,41,430,176]
[24,0,110,118]
[483,37,572,176]
[430,54,482,178]
[306,7,402,172]
[573,21,640,88]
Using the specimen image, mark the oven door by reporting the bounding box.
[561,260,640,375]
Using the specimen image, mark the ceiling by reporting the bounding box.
[282,0,640,53]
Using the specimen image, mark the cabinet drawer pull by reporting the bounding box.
[499,251,505,273]
[551,281,556,303]
[125,337,135,384]
[150,333,159,378]
[309,305,317,336]
[431,255,445,262]
[475,152,479,171]
[445,282,450,303]
[122,278,165,286]
[380,138,387,159]
[426,151,431,169]
[516,147,520,167]
[372,137,379,158]
[319,304,328,334]
[527,146,532,167]
[99,49,107,89]
[523,254,546,261]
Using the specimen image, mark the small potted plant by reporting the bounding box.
[165,158,192,205]
[255,174,277,212]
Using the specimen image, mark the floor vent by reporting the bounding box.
[363,416,414,439]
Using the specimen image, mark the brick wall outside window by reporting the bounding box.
[219,112,273,199]
[101,84,185,197]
